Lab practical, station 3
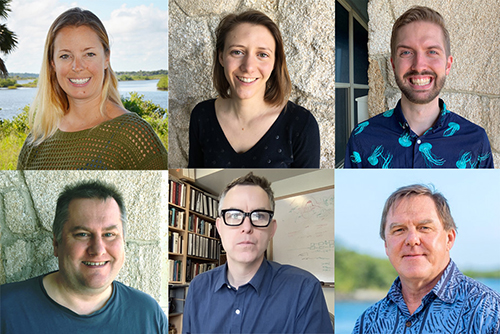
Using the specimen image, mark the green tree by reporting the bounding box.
[0,0,18,78]
[157,75,168,90]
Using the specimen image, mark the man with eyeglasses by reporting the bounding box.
[182,172,333,334]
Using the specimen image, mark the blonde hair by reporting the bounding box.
[29,7,123,145]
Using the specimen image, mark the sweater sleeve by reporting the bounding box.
[291,110,320,168]
[188,105,205,168]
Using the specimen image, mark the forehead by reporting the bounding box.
[223,185,271,209]
[395,21,446,49]
[54,25,102,48]
[65,197,122,230]
[388,195,440,220]
[225,23,276,48]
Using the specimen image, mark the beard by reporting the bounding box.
[395,70,446,105]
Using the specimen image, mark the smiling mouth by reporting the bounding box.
[69,78,91,85]
[237,76,257,83]
[82,261,108,266]
[410,77,431,86]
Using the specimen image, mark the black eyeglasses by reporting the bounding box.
[220,209,274,227]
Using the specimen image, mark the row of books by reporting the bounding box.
[169,180,186,207]
[167,259,183,282]
[188,214,219,238]
[169,207,185,229]
[187,233,221,260]
[169,231,183,254]
[190,188,219,219]
[186,259,217,282]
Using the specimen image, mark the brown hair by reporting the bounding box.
[29,7,123,145]
[218,172,275,214]
[391,6,451,58]
[380,184,456,240]
[213,10,291,107]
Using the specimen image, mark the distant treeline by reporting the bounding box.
[116,70,168,81]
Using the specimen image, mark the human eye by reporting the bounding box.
[230,49,243,56]
[59,54,70,60]
[103,232,116,238]
[228,210,242,219]
[258,52,269,58]
[74,232,90,238]
[86,52,96,57]
[400,50,412,57]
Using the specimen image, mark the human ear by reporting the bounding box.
[53,236,59,257]
[445,55,453,75]
[446,229,456,251]
[218,50,224,68]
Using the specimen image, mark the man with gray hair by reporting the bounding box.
[1,180,167,333]
[353,184,500,333]
[183,172,333,334]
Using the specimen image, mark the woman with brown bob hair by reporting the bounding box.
[17,7,167,170]
[188,10,320,168]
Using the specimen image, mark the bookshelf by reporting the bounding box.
[168,176,222,333]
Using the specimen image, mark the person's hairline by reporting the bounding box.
[218,184,274,215]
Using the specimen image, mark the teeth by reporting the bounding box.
[70,78,90,84]
[411,77,431,86]
[83,261,106,266]
[238,77,257,83]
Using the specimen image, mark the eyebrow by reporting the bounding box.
[227,44,273,52]
[396,44,444,51]
[70,224,121,233]
[56,47,97,53]
[388,219,435,229]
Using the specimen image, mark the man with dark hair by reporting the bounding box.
[183,173,333,334]
[1,180,167,334]
[344,6,493,168]
[353,184,500,333]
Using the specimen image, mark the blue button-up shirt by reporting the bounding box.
[344,99,494,168]
[182,258,333,334]
[352,260,500,334]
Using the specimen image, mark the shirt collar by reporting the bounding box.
[394,98,449,132]
[213,258,270,295]
[387,259,461,305]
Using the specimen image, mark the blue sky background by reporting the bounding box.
[4,0,167,73]
[336,170,500,271]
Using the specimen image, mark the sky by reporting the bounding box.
[336,169,500,271]
[3,0,167,73]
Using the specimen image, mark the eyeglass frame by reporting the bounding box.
[220,209,274,227]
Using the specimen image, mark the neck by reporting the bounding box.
[400,264,447,315]
[224,96,273,123]
[400,96,441,137]
[61,98,111,132]
[43,272,113,315]
[226,256,264,289]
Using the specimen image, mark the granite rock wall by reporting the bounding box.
[368,0,500,166]
[0,171,168,305]
[169,0,335,168]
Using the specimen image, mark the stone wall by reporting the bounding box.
[368,0,500,166]
[169,0,335,168]
[0,171,168,306]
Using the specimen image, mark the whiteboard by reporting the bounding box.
[272,188,334,283]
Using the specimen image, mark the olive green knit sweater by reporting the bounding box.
[17,113,168,170]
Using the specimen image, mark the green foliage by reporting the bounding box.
[119,74,134,81]
[0,105,29,169]
[0,77,16,87]
[157,75,168,90]
[335,247,398,293]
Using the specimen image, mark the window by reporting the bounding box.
[335,0,369,167]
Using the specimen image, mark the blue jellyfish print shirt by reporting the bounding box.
[352,261,500,334]
[344,99,494,168]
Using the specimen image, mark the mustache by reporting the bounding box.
[403,70,436,79]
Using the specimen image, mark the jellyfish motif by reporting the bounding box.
[478,152,490,162]
[383,109,394,117]
[443,122,460,137]
[381,153,393,169]
[441,103,450,116]
[353,121,369,136]
[368,145,384,166]
[398,132,412,147]
[456,151,472,169]
[418,142,445,167]
[350,151,362,164]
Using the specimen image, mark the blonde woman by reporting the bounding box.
[17,8,168,170]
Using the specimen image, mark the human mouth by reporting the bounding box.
[410,77,431,86]
[237,76,257,83]
[69,78,91,85]
[82,261,108,266]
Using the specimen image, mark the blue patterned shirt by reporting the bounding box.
[344,99,494,168]
[352,260,500,334]
[182,258,333,334]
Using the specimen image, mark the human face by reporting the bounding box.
[384,195,455,286]
[216,185,277,268]
[391,21,453,105]
[51,25,109,106]
[54,198,125,294]
[219,23,275,102]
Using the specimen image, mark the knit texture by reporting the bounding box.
[17,113,168,170]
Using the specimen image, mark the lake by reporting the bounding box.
[335,278,500,334]
[0,79,168,120]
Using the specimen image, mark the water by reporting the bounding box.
[335,278,500,334]
[0,79,167,120]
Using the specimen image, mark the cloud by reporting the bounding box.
[3,1,167,73]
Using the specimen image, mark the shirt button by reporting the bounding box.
[417,139,421,144]
[235,309,241,315]
[406,321,411,327]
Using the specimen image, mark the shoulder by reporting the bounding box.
[1,275,43,303]
[269,261,320,287]
[445,111,489,137]
[191,99,216,115]
[189,264,224,289]
[283,101,317,123]
[113,281,163,308]
[459,275,500,302]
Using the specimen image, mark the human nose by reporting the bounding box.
[240,54,256,73]
[72,56,84,72]
[88,235,106,256]
[240,215,254,233]
[411,52,427,72]
[405,228,420,246]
